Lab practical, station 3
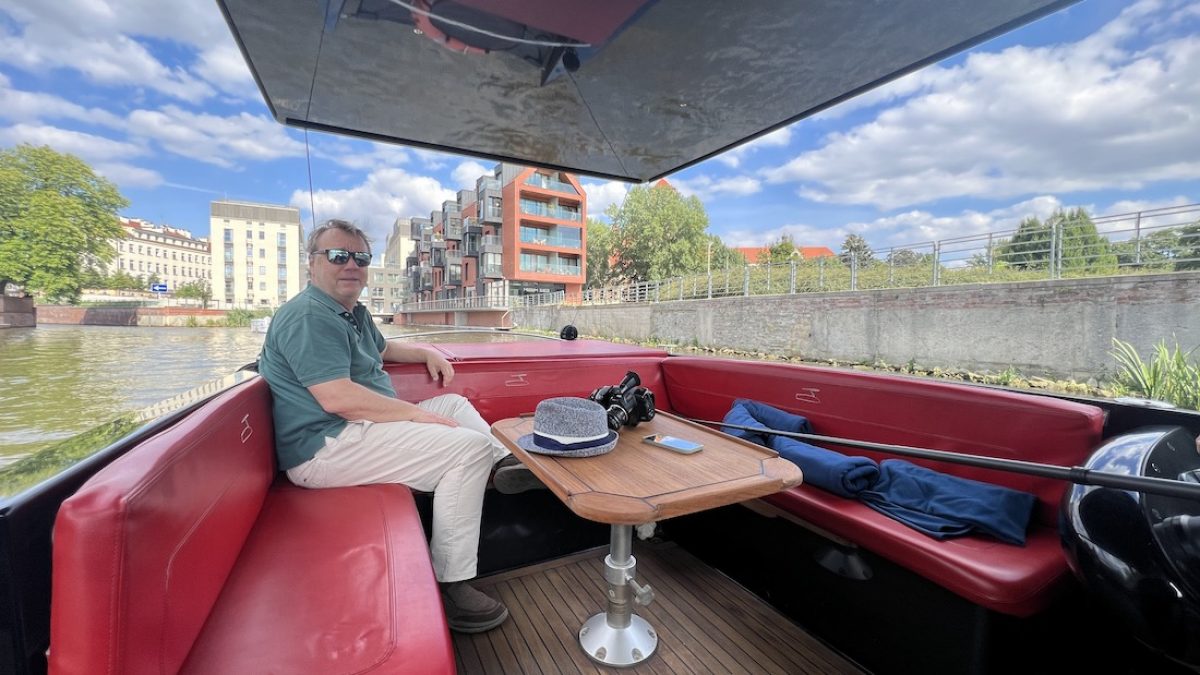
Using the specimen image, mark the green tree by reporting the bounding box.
[839,234,874,266]
[707,234,743,270]
[886,248,930,267]
[605,183,710,282]
[1054,208,1117,274]
[758,234,798,264]
[585,217,616,287]
[1111,228,1180,270]
[108,270,142,291]
[1176,223,1200,270]
[995,216,1051,268]
[0,145,127,301]
[175,279,213,308]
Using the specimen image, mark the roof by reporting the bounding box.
[218,0,1076,183]
[735,246,836,262]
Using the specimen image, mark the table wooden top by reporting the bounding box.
[491,412,803,525]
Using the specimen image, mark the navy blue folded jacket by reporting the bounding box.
[722,399,1036,545]
[722,399,878,498]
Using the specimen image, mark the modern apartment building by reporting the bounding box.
[406,163,586,304]
[364,263,410,316]
[107,218,211,291]
[209,200,304,308]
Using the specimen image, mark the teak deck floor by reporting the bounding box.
[454,541,862,674]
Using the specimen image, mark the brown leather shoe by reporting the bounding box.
[440,581,509,633]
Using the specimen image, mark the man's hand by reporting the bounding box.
[411,409,459,427]
[425,351,455,385]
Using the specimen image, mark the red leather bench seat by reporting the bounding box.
[387,340,673,423]
[661,357,1106,617]
[50,376,452,674]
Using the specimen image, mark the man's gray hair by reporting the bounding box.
[306,219,372,254]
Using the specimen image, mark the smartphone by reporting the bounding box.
[643,434,703,454]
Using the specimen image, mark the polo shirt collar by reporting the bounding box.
[305,283,362,316]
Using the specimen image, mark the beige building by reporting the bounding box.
[108,218,211,291]
[210,200,304,308]
[364,263,410,316]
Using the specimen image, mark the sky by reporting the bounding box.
[0,0,1197,256]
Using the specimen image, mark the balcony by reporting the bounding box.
[445,221,463,240]
[520,229,582,250]
[524,174,578,195]
[519,261,582,277]
[482,235,503,253]
[519,198,581,222]
[483,264,504,278]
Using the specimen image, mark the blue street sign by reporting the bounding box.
[151,283,168,293]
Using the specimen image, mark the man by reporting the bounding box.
[258,218,532,634]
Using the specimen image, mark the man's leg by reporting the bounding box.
[287,418,508,632]
[418,393,543,494]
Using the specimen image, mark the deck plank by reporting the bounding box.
[454,543,862,674]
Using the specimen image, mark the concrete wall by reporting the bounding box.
[0,296,35,328]
[514,272,1200,380]
[37,306,230,327]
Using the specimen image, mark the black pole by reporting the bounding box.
[692,419,1200,502]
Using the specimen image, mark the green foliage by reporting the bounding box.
[585,217,615,287]
[1110,338,1200,410]
[994,209,1116,275]
[1054,208,1117,275]
[223,308,273,327]
[175,279,213,308]
[605,183,712,282]
[996,216,1051,269]
[1177,223,1200,270]
[839,234,874,266]
[0,145,128,302]
[759,234,799,264]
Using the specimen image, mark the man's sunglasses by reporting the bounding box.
[314,248,372,267]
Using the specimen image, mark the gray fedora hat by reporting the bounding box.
[516,397,619,458]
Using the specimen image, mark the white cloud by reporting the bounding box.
[713,127,793,168]
[762,0,1200,209]
[451,161,489,189]
[0,123,146,161]
[671,174,762,199]
[0,74,125,128]
[127,106,305,167]
[320,141,411,171]
[193,42,258,100]
[95,162,164,188]
[581,180,630,219]
[0,0,248,102]
[289,168,455,245]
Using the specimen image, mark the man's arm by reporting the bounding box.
[382,341,455,384]
[307,378,457,426]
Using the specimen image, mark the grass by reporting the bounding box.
[1110,338,1200,410]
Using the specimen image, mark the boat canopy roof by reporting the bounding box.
[218,0,1076,183]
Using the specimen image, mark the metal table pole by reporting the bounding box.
[579,524,657,667]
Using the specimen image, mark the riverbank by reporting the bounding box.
[35,306,272,328]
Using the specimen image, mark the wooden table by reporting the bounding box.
[491,411,803,667]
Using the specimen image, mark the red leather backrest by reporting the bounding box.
[386,355,672,423]
[662,358,1106,526]
[49,377,276,675]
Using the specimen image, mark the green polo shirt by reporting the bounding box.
[257,284,395,470]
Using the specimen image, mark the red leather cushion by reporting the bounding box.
[661,357,1106,616]
[662,357,1105,525]
[387,355,671,423]
[181,482,454,675]
[50,377,276,675]
[763,489,1069,616]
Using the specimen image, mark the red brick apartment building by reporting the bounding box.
[405,163,586,307]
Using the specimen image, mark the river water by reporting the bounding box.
[0,323,474,459]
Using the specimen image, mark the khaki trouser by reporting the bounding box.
[286,393,509,582]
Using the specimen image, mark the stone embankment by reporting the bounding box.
[36,306,228,327]
[0,296,36,328]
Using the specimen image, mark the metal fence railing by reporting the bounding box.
[572,203,1200,305]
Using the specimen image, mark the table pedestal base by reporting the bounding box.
[579,612,657,667]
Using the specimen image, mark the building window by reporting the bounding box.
[259,248,265,259]
[259,231,265,240]
[277,233,287,246]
